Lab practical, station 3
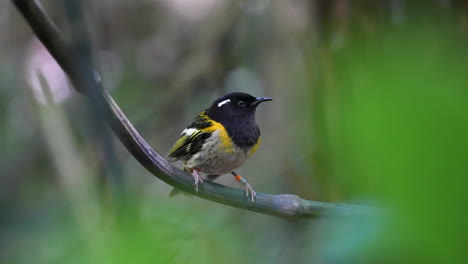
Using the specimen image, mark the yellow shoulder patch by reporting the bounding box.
[199,113,233,153]
[247,136,261,157]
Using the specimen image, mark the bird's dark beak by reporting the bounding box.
[251,97,273,106]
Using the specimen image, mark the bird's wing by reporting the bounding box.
[167,111,214,162]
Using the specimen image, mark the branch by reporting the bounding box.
[12,0,377,220]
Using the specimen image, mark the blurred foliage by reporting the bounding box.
[4,194,257,264]
[305,2,468,263]
[1,0,467,264]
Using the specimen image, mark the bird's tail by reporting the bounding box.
[168,187,193,198]
[168,187,182,197]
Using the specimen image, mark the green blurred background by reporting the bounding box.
[1,0,467,263]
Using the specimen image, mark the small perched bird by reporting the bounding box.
[168,92,272,202]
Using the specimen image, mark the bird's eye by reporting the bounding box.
[238,100,245,107]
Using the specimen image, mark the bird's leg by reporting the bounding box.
[231,171,256,202]
[186,167,203,192]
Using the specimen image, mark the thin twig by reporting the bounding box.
[12,0,378,220]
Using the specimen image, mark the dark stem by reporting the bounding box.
[61,0,124,199]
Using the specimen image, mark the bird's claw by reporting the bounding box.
[192,172,203,193]
[244,183,256,202]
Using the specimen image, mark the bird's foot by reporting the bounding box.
[231,171,256,202]
[191,168,203,192]
[243,182,256,202]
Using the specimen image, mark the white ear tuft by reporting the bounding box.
[217,99,231,108]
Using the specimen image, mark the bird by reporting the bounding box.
[167,92,272,202]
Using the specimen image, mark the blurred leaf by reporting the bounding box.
[312,10,468,264]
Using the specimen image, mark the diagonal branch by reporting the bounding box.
[12,0,377,220]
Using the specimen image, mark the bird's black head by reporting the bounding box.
[207,92,272,123]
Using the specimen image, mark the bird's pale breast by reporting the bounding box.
[185,130,251,175]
